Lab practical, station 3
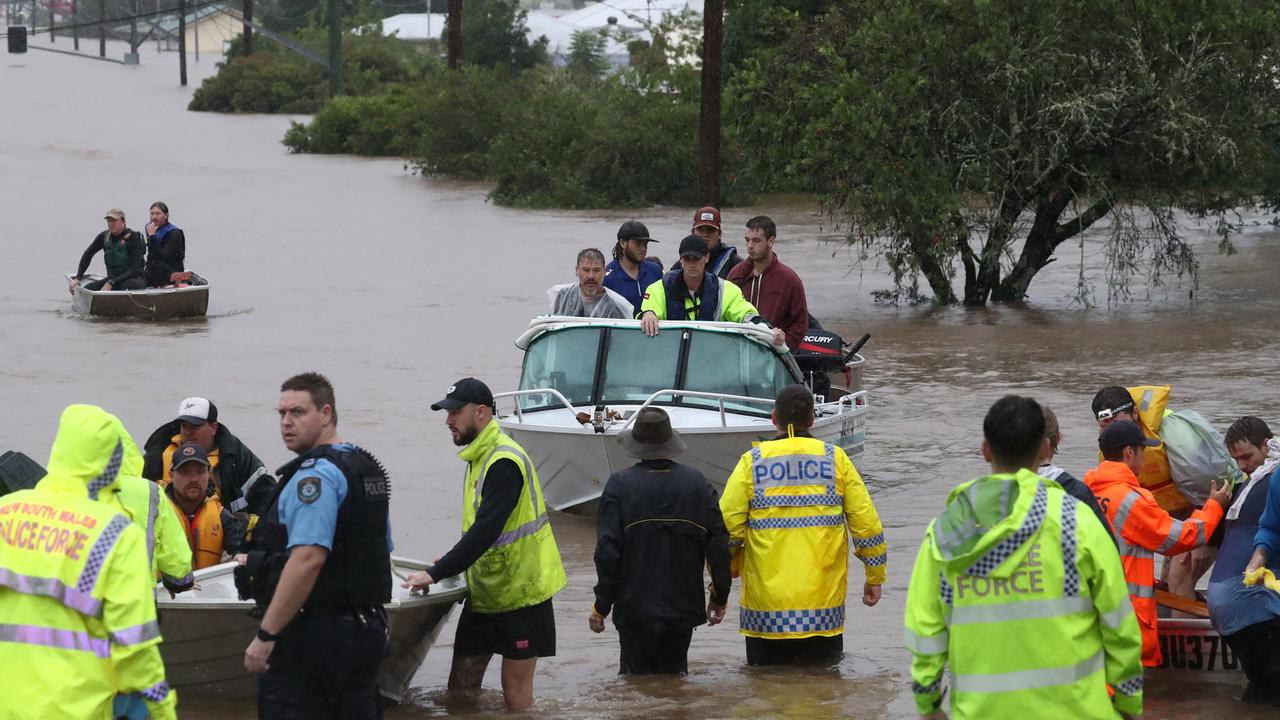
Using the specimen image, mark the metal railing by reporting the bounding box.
[493,388,591,430]
[619,389,780,429]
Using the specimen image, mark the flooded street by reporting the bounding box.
[4,37,1280,719]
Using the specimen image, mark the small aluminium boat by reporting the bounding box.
[155,557,467,701]
[495,317,870,514]
[65,272,209,319]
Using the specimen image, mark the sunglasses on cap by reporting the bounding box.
[1096,402,1135,422]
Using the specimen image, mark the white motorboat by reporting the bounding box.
[65,272,209,319]
[154,556,467,702]
[495,318,870,514]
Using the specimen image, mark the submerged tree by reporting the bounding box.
[733,0,1280,305]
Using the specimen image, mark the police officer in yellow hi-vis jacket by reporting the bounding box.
[720,384,887,665]
[905,396,1143,720]
[404,377,567,711]
[0,404,176,719]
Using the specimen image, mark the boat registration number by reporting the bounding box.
[1155,632,1239,672]
[840,415,865,437]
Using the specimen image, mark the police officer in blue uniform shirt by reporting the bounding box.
[240,372,392,719]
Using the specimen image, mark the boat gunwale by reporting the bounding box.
[65,272,211,298]
[155,556,466,611]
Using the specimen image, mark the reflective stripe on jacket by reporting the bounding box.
[1084,460,1224,666]
[720,434,885,639]
[0,405,176,719]
[101,420,194,589]
[905,470,1143,719]
[459,421,566,613]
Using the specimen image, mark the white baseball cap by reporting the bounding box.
[176,397,218,425]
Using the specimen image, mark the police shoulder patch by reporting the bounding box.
[297,476,322,504]
[301,458,316,468]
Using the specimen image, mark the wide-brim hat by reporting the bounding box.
[616,407,687,460]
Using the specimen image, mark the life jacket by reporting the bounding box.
[1085,460,1224,666]
[459,421,566,613]
[723,435,886,639]
[248,445,391,612]
[663,270,722,321]
[1127,386,1189,513]
[168,489,225,570]
[102,231,132,277]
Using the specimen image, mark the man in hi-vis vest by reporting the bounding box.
[404,378,567,711]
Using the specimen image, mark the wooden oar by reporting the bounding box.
[1155,588,1209,618]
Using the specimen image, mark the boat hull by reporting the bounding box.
[155,557,466,701]
[500,399,867,514]
[67,273,209,319]
[1149,617,1245,682]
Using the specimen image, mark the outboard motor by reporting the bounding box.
[0,450,46,496]
[793,316,846,400]
[792,316,871,400]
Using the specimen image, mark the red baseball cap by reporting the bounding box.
[692,206,721,230]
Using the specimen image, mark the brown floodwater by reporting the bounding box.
[4,35,1280,719]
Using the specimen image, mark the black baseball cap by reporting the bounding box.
[1098,420,1162,451]
[431,378,495,411]
[678,234,708,259]
[170,442,211,470]
[617,220,656,242]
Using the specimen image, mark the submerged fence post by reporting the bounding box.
[178,0,186,85]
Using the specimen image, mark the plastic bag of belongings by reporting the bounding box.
[1161,411,1246,505]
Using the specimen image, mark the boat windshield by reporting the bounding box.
[516,324,795,415]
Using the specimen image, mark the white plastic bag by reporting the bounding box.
[1160,410,1244,505]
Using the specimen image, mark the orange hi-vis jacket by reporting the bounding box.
[1085,461,1225,666]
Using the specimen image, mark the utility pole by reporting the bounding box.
[697,0,724,206]
[50,0,56,43]
[446,0,460,69]
[129,0,137,55]
[72,0,78,49]
[242,0,252,54]
[97,0,104,56]
[326,0,342,95]
[178,0,187,85]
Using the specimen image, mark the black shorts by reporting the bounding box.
[454,598,556,660]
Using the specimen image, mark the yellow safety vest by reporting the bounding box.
[0,404,176,719]
[720,434,886,639]
[459,421,566,613]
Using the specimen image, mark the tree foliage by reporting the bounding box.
[733,0,1280,305]
[459,0,549,70]
[567,29,610,79]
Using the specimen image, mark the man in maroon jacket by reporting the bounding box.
[726,216,809,350]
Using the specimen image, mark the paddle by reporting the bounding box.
[1154,588,1210,618]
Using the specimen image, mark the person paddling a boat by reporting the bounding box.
[69,208,146,293]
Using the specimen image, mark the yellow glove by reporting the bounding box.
[1242,567,1280,592]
